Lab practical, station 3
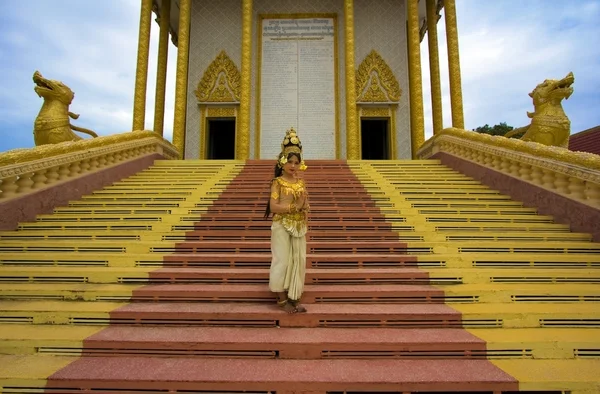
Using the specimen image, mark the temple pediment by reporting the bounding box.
[195,51,241,103]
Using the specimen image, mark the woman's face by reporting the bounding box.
[283,155,300,178]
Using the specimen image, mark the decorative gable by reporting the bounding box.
[195,51,241,103]
[356,50,401,103]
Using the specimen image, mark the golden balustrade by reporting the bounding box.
[0,131,178,201]
[417,128,600,208]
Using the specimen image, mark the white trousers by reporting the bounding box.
[269,221,307,300]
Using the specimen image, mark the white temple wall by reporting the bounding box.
[354,0,411,159]
[185,0,242,159]
[184,0,410,159]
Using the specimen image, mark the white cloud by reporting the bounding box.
[0,0,177,151]
[420,0,600,138]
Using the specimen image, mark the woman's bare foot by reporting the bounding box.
[289,299,307,313]
[277,299,297,314]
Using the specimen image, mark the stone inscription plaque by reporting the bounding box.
[260,17,336,159]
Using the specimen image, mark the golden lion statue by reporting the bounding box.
[505,72,574,147]
[33,71,98,145]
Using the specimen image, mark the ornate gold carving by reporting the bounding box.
[133,0,153,131]
[32,71,98,145]
[361,107,390,117]
[153,0,171,136]
[237,0,252,160]
[0,131,178,167]
[172,0,191,158]
[444,0,465,129]
[407,0,425,158]
[426,0,443,135]
[207,107,236,118]
[195,51,242,103]
[356,50,401,103]
[419,127,600,173]
[505,72,575,148]
[361,81,387,102]
[345,0,359,160]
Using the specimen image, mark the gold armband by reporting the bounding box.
[270,191,279,200]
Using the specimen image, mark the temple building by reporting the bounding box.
[1,1,600,392]
[135,0,463,160]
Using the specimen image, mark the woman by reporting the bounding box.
[264,128,310,314]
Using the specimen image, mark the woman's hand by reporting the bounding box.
[295,193,306,210]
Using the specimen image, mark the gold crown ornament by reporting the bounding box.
[277,127,307,170]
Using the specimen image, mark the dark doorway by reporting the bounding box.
[361,118,390,160]
[207,118,235,159]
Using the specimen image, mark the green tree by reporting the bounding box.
[474,122,514,136]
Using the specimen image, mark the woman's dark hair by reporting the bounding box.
[264,151,302,218]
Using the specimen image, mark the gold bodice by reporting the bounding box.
[271,177,308,237]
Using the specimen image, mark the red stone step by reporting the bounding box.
[208,200,380,208]
[82,327,486,359]
[131,284,444,303]
[179,230,401,242]
[109,303,461,328]
[148,267,430,284]
[221,186,368,192]
[216,183,370,188]
[46,357,517,392]
[206,206,384,213]
[162,253,419,268]
[220,182,365,185]
[217,192,374,198]
[192,214,397,222]
[164,241,410,254]
[211,195,377,202]
[174,222,402,231]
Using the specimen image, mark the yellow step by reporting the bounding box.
[1,301,599,328]
[0,325,104,355]
[492,359,600,392]
[470,328,600,359]
[0,354,76,390]
[1,266,598,285]
[436,283,600,303]
[1,283,599,304]
[0,267,153,283]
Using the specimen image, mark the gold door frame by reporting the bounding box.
[358,106,396,160]
[201,106,238,159]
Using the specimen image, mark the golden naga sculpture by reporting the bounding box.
[505,72,574,147]
[33,71,98,145]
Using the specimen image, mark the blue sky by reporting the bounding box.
[1,0,599,153]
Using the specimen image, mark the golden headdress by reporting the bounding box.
[278,127,307,170]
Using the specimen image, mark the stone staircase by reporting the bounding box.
[0,159,599,393]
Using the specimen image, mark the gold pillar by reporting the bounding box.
[153,0,171,136]
[426,0,443,135]
[132,0,153,131]
[344,0,359,160]
[444,0,464,129]
[407,0,425,158]
[238,0,252,160]
[172,0,191,158]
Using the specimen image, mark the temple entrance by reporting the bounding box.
[361,118,390,160]
[206,118,236,159]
